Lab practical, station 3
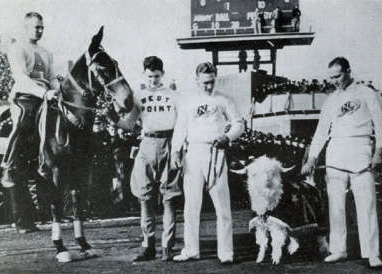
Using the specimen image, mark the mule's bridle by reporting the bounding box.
[63,48,125,113]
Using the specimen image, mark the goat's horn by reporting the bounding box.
[281,165,295,173]
[230,167,247,175]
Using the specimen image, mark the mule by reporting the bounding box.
[38,26,133,262]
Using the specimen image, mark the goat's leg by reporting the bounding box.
[255,227,268,263]
[269,226,287,264]
[316,235,329,253]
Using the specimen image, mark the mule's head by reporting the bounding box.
[85,26,134,115]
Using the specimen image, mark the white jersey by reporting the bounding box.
[7,41,55,99]
[309,81,382,158]
[172,90,244,152]
[118,84,178,133]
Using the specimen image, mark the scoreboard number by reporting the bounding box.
[258,1,266,9]
[211,22,220,29]
[231,21,240,29]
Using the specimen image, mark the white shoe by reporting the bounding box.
[324,252,347,263]
[56,251,72,263]
[173,252,200,262]
[369,256,382,268]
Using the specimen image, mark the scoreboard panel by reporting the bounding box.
[191,0,299,36]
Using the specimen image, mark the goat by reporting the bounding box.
[232,156,328,264]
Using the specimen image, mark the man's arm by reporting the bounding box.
[46,52,60,90]
[7,44,47,98]
[301,98,333,174]
[224,98,245,142]
[171,98,188,154]
[364,89,382,166]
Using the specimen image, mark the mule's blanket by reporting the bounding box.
[251,180,321,235]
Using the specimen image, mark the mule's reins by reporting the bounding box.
[62,49,125,113]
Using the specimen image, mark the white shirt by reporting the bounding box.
[7,41,55,99]
[117,84,179,133]
[309,81,382,158]
[172,89,244,152]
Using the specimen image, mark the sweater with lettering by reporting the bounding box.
[172,90,244,153]
[309,81,382,158]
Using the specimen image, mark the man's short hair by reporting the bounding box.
[25,12,43,21]
[328,57,351,73]
[195,62,217,76]
[143,56,163,72]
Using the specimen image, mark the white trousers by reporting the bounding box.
[326,137,379,258]
[181,144,233,261]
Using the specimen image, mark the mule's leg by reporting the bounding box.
[269,225,287,264]
[71,188,97,258]
[255,227,268,263]
[50,167,72,262]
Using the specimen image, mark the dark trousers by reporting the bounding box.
[2,95,42,173]
[1,95,42,226]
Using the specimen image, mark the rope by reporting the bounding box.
[316,164,372,175]
[206,142,226,191]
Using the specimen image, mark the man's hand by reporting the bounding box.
[372,148,382,169]
[171,151,182,170]
[301,157,317,176]
[213,134,230,149]
[45,89,58,101]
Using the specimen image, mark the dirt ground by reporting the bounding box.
[0,210,380,274]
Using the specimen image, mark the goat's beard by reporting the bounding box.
[247,176,283,215]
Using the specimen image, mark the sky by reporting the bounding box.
[0,0,382,90]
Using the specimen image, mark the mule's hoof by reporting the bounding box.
[56,251,72,263]
[80,248,99,259]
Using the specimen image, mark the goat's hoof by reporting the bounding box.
[256,257,264,263]
[271,255,281,265]
[56,251,72,263]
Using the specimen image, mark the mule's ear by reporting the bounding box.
[89,26,104,55]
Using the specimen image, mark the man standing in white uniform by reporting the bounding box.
[171,62,244,264]
[302,57,382,268]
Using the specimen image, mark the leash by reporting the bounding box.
[316,164,372,175]
[206,142,226,191]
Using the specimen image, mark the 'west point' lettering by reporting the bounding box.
[141,105,172,113]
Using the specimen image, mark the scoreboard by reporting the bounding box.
[190,0,299,36]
